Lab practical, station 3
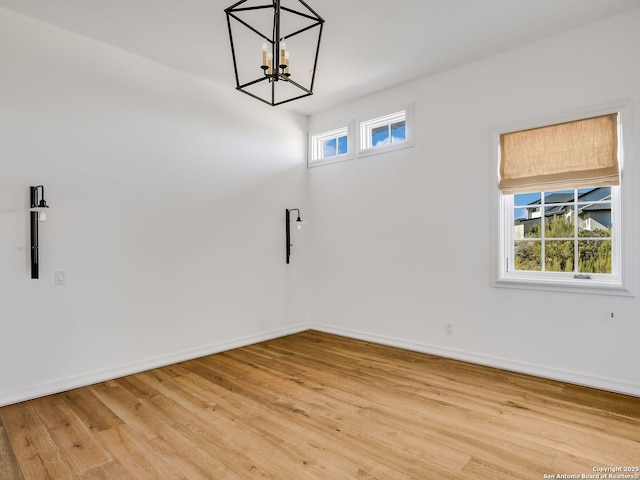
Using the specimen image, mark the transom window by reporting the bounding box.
[360,111,407,150]
[309,105,413,166]
[309,126,352,166]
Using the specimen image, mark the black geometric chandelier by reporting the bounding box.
[224,0,324,106]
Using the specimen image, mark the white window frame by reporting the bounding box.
[308,123,354,167]
[358,104,414,157]
[492,102,635,296]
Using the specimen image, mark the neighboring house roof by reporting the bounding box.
[582,203,611,212]
[528,193,574,205]
[578,187,612,202]
[525,187,611,218]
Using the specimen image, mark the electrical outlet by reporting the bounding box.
[445,322,453,335]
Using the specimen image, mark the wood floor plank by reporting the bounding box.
[1,330,638,479]
[95,424,190,480]
[30,394,113,476]
[0,403,75,479]
[0,421,25,480]
[76,461,127,480]
[62,387,124,434]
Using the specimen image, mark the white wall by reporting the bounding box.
[0,8,310,406]
[307,10,640,396]
[2,6,639,407]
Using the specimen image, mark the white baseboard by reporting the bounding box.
[0,323,309,408]
[309,324,640,398]
[3,322,638,407]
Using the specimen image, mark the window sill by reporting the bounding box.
[357,140,413,158]
[493,276,634,296]
[307,153,354,168]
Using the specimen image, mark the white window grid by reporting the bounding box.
[503,188,620,285]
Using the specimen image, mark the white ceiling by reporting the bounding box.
[1,0,640,115]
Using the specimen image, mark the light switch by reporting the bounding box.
[55,270,66,285]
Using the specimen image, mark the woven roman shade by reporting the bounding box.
[499,113,619,194]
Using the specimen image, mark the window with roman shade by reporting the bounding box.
[493,106,633,295]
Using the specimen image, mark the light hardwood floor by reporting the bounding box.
[1,330,639,479]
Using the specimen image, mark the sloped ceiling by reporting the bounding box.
[1,0,639,115]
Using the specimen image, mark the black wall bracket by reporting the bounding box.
[30,185,49,279]
[286,208,302,264]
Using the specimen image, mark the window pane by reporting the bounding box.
[337,135,348,155]
[578,187,610,200]
[391,121,406,143]
[322,138,337,157]
[371,125,389,147]
[545,210,574,238]
[514,192,541,207]
[514,192,541,221]
[579,208,612,238]
[578,239,612,274]
[544,240,574,272]
[514,240,542,271]
[514,217,540,239]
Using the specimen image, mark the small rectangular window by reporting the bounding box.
[359,105,413,157]
[361,111,406,149]
[309,124,353,167]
